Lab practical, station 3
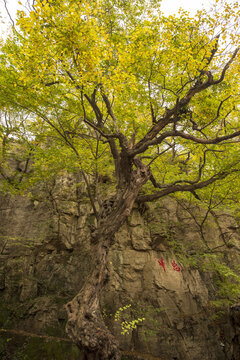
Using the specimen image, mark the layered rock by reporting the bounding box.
[0,174,239,360]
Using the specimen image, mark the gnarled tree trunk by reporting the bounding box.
[65,160,150,359]
[66,239,119,360]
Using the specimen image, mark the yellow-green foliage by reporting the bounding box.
[114,304,145,335]
[1,0,240,198]
[202,253,240,306]
[0,0,240,308]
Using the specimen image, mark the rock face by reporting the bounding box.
[0,174,239,360]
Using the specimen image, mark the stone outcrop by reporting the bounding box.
[0,174,239,360]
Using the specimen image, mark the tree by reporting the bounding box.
[0,0,240,358]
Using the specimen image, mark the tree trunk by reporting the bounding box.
[65,161,150,359]
[66,238,119,360]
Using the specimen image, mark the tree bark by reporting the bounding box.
[65,160,150,359]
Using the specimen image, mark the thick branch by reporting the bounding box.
[149,149,222,189]
[137,169,240,203]
[83,117,117,140]
[128,128,240,158]
[81,170,99,221]
[101,92,129,151]
[108,138,120,178]
[204,34,220,67]
[214,47,239,84]
[130,48,239,157]
[200,95,231,130]
[84,90,103,127]
[163,130,240,145]
[101,92,118,128]
[45,81,60,87]
[80,91,127,157]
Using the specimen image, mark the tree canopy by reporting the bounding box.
[0,0,240,203]
[1,0,240,358]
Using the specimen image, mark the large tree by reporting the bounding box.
[1,0,240,358]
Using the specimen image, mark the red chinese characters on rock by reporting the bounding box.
[157,258,181,272]
[172,260,181,272]
[158,258,166,272]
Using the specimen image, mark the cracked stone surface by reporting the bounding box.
[0,176,239,360]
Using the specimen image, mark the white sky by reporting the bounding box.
[0,0,232,34]
[161,0,214,15]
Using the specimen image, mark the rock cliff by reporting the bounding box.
[0,173,239,360]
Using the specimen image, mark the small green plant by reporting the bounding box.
[114,304,132,321]
[114,304,145,335]
[112,302,165,337]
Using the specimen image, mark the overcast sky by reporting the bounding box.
[161,0,214,15]
[0,0,228,34]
